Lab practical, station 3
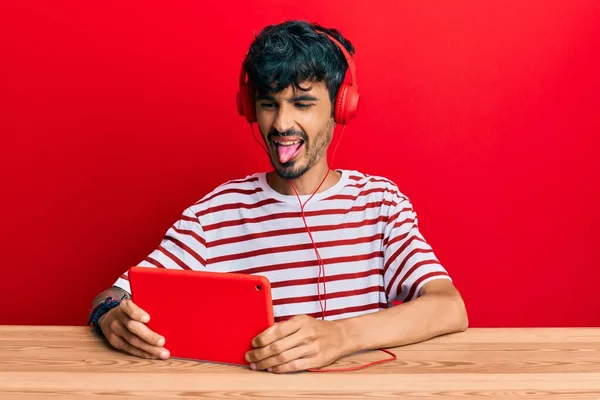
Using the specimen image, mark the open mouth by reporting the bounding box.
[272,139,305,164]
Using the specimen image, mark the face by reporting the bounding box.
[255,81,335,180]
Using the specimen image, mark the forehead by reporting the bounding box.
[258,81,328,99]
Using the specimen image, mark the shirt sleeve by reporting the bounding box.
[112,206,207,293]
[382,196,451,303]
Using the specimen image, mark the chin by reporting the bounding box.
[274,161,308,180]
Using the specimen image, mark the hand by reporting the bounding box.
[245,314,352,373]
[99,299,170,360]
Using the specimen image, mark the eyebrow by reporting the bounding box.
[256,94,319,102]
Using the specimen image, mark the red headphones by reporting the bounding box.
[236,30,359,125]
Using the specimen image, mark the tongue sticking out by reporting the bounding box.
[277,142,303,164]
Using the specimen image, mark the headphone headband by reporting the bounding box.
[314,30,357,88]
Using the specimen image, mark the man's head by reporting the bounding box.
[242,20,355,180]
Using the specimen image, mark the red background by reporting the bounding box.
[1,0,599,327]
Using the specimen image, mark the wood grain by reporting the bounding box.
[1,326,600,399]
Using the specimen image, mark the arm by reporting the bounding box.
[338,279,468,354]
[343,194,468,351]
[91,286,130,310]
[246,279,467,373]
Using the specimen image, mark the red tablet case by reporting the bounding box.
[128,266,274,366]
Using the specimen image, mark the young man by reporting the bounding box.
[89,20,468,374]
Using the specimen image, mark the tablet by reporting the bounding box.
[128,266,274,366]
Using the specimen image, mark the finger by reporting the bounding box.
[117,313,165,348]
[247,331,305,363]
[120,329,170,360]
[270,357,312,374]
[109,334,156,360]
[252,345,311,371]
[252,315,308,348]
[119,299,150,323]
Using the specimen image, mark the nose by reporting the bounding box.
[272,105,295,135]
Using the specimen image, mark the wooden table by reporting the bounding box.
[1,326,600,399]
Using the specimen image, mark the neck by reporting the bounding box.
[267,158,341,196]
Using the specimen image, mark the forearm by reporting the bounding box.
[91,286,131,310]
[336,290,468,355]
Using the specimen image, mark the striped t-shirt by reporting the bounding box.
[113,169,451,322]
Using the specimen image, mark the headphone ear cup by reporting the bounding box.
[236,87,245,117]
[334,83,349,125]
[334,83,359,125]
[237,82,256,124]
[345,85,359,122]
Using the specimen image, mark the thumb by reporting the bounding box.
[120,299,150,323]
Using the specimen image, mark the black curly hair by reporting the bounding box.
[243,20,355,106]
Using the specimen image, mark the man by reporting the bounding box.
[89,20,468,374]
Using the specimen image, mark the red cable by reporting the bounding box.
[307,349,397,372]
[249,123,396,372]
[289,169,330,320]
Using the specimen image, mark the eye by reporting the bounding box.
[295,103,313,109]
[260,103,276,110]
